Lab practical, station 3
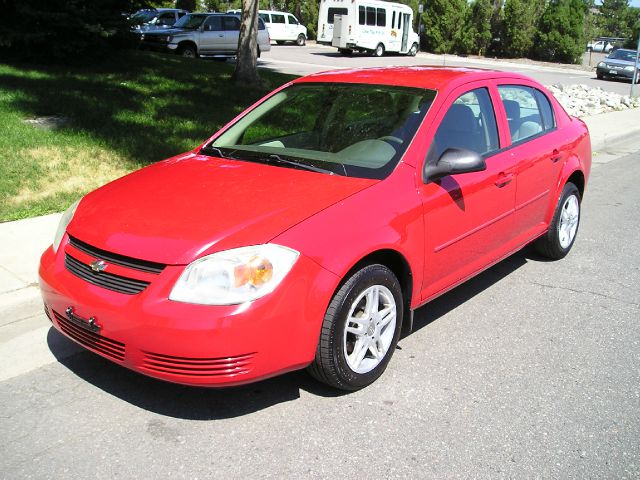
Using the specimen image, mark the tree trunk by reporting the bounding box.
[232,0,261,86]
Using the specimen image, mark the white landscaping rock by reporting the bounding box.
[547,84,640,118]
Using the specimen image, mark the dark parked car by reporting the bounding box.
[596,49,640,82]
[130,8,189,34]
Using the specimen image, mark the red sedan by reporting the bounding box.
[39,67,591,390]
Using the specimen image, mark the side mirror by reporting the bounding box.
[423,148,486,183]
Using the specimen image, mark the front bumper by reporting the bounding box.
[39,236,339,387]
[596,65,637,80]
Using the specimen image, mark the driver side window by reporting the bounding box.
[431,88,499,160]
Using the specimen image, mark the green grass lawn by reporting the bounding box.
[0,51,295,222]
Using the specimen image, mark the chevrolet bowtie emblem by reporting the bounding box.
[90,260,107,272]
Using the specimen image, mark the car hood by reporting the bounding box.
[67,153,376,265]
[603,58,638,67]
[142,27,188,35]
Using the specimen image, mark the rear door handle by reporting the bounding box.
[551,149,562,163]
[495,173,514,188]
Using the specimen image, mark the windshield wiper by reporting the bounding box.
[262,154,336,175]
[200,146,229,158]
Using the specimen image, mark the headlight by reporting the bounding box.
[624,65,635,71]
[597,62,606,68]
[52,199,80,253]
[169,244,299,305]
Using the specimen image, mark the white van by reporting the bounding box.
[228,9,307,45]
[259,10,307,45]
[317,0,419,56]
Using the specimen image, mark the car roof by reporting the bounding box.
[294,66,536,91]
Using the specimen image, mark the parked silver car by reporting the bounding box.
[596,49,640,82]
[140,13,271,59]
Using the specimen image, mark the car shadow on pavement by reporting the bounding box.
[410,248,529,334]
[46,328,346,420]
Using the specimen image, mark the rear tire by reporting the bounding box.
[408,42,418,57]
[308,264,403,390]
[296,34,306,46]
[596,72,604,80]
[373,43,385,57]
[534,182,581,260]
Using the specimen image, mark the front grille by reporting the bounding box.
[68,236,166,274]
[65,254,150,295]
[142,351,255,378]
[53,310,125,362]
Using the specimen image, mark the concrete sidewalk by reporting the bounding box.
[0,108,638,305]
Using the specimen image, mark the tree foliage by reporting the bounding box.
[421,0,468,54]
[598,0,631,38]
[501,0,546,57]
[455,0,493,55]
[0,0,148,61]
[534,0,586,64]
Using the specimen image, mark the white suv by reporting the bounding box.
[259,10,307,46]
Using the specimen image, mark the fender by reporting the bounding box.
[273,163,425,309]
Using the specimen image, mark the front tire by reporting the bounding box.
[296,34,306,46]
[308,264,403,390]
[534,182,581,259]
[178,44,197,58]
[408,42,418,57]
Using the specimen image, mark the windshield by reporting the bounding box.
[131,11,158,23]
[207,83,436,179]
[174,14,207,29]
[608,50,638,62]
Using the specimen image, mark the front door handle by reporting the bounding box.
[495,173,514,188]
[550,149,562,163]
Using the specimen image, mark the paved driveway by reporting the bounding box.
[256,44,637,96]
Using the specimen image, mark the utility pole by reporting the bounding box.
[631,33,640,97]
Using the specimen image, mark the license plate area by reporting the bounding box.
[609,70,618,75]
[65,307,101,333]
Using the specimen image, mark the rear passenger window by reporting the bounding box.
[222,16,240,31]
[366,7,376,26]
[535,90,556,130]
[498,86,548,143]
[327,7,348,24]
[431,88,499,159]
[271,13,285,24]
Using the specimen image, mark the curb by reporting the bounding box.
[591,128,640,153]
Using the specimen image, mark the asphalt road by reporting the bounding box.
[255,44,637,96]
[1,143,639,478]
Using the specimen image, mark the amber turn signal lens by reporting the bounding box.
[234,256,274,288]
